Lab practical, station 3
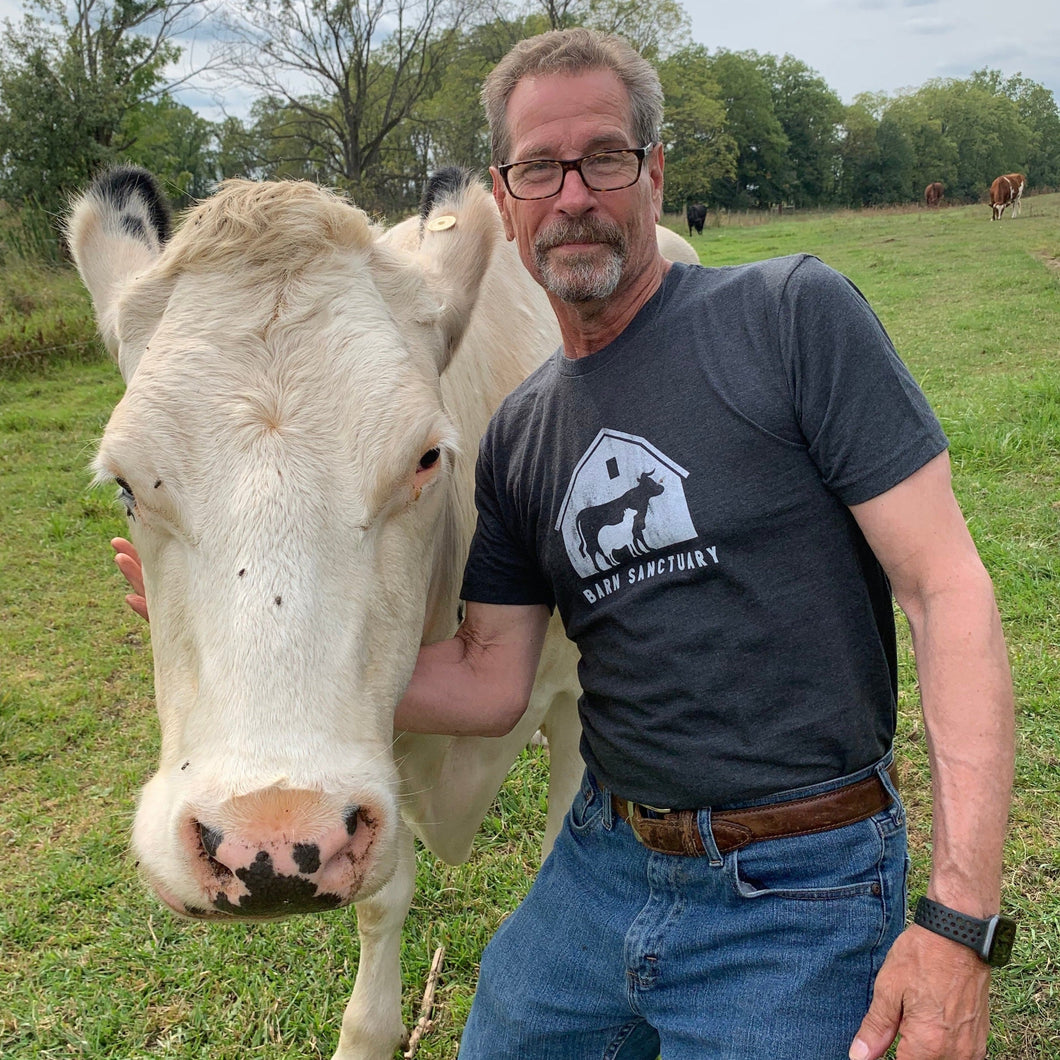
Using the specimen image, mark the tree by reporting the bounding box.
[883,79,1028,202]
[0,0,211,215]
[213,115,268,182]
[836,95,882,206]
[756,53,843,207]
[119,94,217,207]
[972,69,1060,189]
[523,0,690,57]
[0,34,97,214]
[879,91,957,200]
[580,0,690,61]
[657,45,736,212]
[707,49,789,209]
[213,0,488,215]
[241,93,356,185]
[413,16,546,191]
[873,111,916,204]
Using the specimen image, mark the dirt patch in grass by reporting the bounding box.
[1034,251,1060,274]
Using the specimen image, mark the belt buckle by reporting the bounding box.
[625,799,671,849]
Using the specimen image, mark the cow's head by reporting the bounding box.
[65,168,500,918]
[636,470,665,497]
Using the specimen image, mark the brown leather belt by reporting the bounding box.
[611,762,899,857]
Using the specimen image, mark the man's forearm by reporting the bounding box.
[906,577,1015,914]
[393,602,551,738]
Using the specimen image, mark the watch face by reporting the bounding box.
[988,917,1017,967]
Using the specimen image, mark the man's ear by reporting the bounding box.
[650,144,665,223]
[490,168,517,242]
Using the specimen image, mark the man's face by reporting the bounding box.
[491,69,664,305]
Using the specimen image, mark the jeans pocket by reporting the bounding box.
[728,811,897,901]
[568,775,606,834]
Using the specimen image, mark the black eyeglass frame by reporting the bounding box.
[497,144,656,201]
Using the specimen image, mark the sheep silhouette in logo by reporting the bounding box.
[576,470,665,573]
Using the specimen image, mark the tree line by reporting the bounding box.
[1,0,1058,243]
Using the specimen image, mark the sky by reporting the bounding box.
[681,0,1060,105]
[1,0,1057,120]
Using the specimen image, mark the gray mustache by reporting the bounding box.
[536,221,624,251]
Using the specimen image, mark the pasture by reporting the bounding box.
[2,192,1059,1058]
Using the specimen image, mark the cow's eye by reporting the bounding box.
[115,477,137,518]
[417,448,440,472]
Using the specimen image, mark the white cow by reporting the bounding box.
[65,165,697,1059]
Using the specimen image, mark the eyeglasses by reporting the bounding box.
[497,145,655,201]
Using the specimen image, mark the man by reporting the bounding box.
[114,27,1014,1060]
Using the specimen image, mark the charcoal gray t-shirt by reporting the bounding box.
[461,255,948,809]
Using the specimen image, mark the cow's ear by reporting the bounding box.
[64,167,171,382]
[417,182,502,372]
[66,204,163,378]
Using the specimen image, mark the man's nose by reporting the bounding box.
[553,167,597,212]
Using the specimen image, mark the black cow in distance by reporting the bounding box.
[686,203,707,236]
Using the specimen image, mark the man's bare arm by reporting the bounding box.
[394,601,552,737]
[847,451,1015,1060]
[852,451,1014,916]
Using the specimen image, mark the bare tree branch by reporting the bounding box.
[210,0,487,201]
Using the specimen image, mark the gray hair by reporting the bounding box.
[481,28,663,165]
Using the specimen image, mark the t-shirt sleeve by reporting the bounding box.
[781,256,949,506]
[460,427,555,608]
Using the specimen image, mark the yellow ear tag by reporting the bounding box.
[426,215,457,232]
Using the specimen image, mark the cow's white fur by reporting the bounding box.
[655,221,701,265]
[67,172,697,1059]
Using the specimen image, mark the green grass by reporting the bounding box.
[0,262,100,375]
[3,194,1059,1058]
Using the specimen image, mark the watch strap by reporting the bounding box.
[913,896,1015,967]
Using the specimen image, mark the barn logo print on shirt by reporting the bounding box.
[556,429,699,580]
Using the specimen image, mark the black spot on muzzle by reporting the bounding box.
[211,851,343,918]
[292,842,321,874]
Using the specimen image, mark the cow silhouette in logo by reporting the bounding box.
[577,470,665,572]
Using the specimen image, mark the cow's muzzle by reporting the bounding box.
[173,788,381,918]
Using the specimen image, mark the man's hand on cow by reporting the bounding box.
[848,924,992,1060]
[112,537,149,622]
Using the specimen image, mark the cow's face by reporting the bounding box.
[72,177,498,918]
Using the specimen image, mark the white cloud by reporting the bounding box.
[903,16,953,33]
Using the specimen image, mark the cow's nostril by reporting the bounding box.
[343,806,360,836]
[193,820,237,893]
[198,822,223,859]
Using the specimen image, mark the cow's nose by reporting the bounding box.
[184,790,376,917]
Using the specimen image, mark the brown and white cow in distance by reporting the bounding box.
[65,166,696,1059]
[989,172,1025,220]
[924,182,944,208]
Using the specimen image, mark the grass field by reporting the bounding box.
[2,193,1058,1058]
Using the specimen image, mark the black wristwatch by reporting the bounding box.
[914,896,1017,967]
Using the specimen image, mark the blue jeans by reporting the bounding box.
[459,755,907,1060]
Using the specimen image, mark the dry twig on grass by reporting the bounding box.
[403,946,446,1059]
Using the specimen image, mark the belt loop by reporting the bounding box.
[877,755,904,824]
[593,772,615,830]
[698,808,724,866]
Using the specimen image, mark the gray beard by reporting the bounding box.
[534,221,627,303]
